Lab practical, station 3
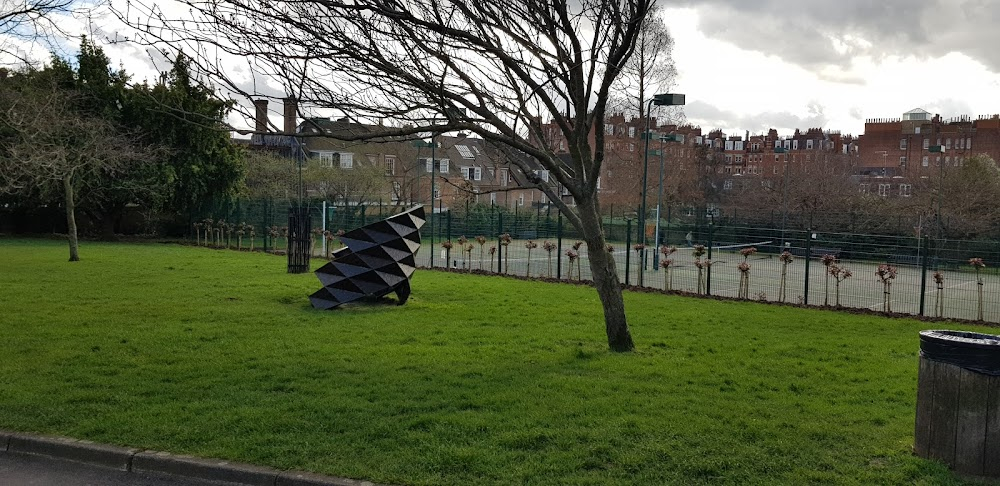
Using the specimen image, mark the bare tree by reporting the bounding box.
[242,150,299,203]
[306,160,389,208]
[120,0,655,351]
[0,81,145,261]
[609,4,679,121]
[0,0,73,63]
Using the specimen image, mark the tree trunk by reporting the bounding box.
[63,176,80,262]
[578,198,634,352]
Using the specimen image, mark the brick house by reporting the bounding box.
[247,98,552,210]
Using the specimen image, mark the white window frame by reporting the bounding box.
[384,156,396,175]
[424,158,449,173]
[878,184,891,197]
[463,166,482,181]
[339,152,353,169]
[899,184,912,197]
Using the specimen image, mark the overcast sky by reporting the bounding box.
[5,0,1000,138]
[662,1,1000,136]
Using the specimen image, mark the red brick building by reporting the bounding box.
[856,109,1000,196]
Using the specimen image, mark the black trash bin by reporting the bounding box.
[915,330,1000,477]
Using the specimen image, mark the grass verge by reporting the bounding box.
[0,238,990,485]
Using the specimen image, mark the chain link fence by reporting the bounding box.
[190,200,1000,324]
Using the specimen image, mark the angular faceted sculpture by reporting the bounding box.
[309,205,425,309]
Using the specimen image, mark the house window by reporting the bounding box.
[463,166,482,181]
[433,187,440,200]
[318,152,335,168]
[806,139,814,150]
[384,156,396,175]
[424,158,449,173]
[967,138,973,150]
[922,156,929,167]
[723,179,733,190]
[878,184,890,197]
[558,140,566,151]
[900,184,912,197]
[518,194,524,206]
[899,156,907,166]
[859,183,870,194]
[455,145,475,159]
[604,124,613,135]
[923,138,930,150]
[899,138,907,150]
[596,176,601,190]
[499,168,509,187]
[533,169,550,182]
[792,140,799,150]
[946,138,952,149]
[490,192,496,204]
[391,182,401,202]
[339,153,353,169]
[628,127,636,138]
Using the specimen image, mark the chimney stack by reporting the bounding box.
[283,97,298,134]
[253,99,268,133]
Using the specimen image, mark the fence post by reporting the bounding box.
[625,218,632,286]
[556,210,563,279]
[447,210,453,268]
[706,221,714,296]
[920,235,930,316]
[804,229,812,305]
[497,210,503,273]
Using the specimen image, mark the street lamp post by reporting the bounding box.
[775,146,789,248]
[415,107,465,269]
[930,145,947,239]
[653,133,682,269]
[640,93,685,287]
[412,139,437,266]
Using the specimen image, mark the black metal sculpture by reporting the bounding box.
[309,205,425,309]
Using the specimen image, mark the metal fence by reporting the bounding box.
[194,200,1000,324]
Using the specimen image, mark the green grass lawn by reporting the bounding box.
[0,238,992,485]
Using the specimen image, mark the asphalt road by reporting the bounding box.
[0,453,224,486]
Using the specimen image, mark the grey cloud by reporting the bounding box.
[685,100,828,134]
[671,0,1000,73]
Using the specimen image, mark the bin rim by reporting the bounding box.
[920,330,1000,376]
[920,330,1000,349]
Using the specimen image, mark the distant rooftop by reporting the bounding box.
[903,108,932,122]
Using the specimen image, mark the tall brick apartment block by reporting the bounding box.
[857,109,1000,196]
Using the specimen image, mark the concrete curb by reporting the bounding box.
[0,429,390,486]
[276,470,382,486]
[132,450,279,485]
[7,433,138,471]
